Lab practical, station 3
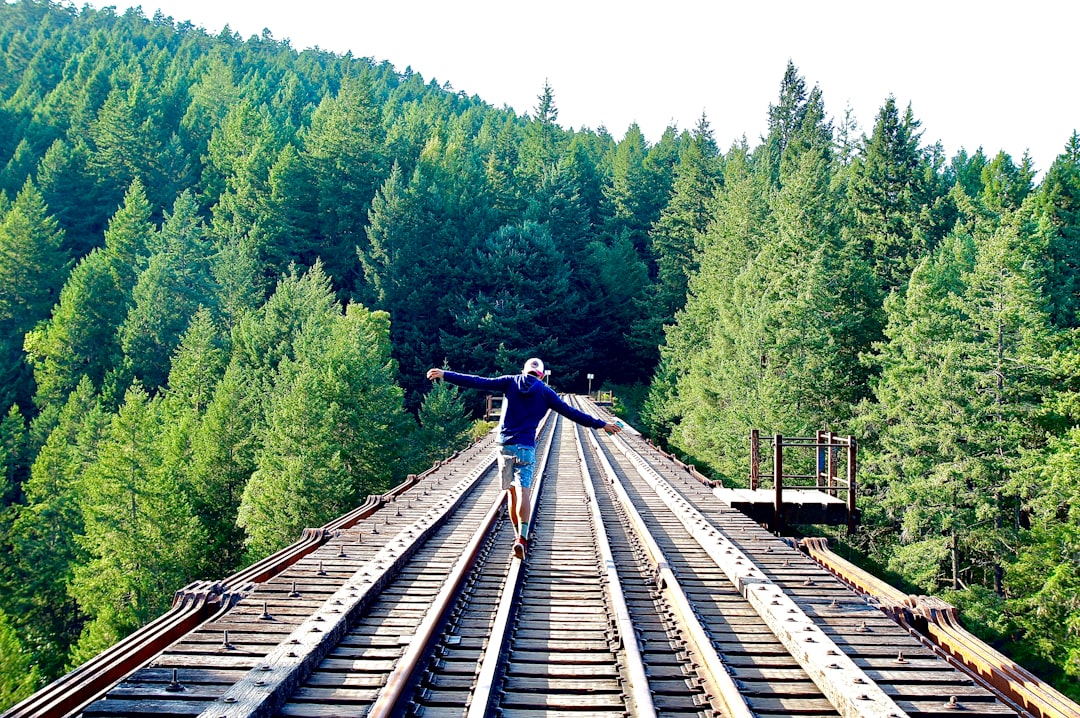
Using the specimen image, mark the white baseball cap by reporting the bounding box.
[523,357,545,377]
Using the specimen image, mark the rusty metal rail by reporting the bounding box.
[801,537,1080,718]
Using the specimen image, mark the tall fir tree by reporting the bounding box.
[24,179,154,416]
[119,190,215,392]
[237,304,407,558]
[847,96,934,291]
[1036,132,1080,328]
[2,378,105,679]
[0,178,67,411]
[68,383,205,666]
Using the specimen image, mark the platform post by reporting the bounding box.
[847,436,857,534]
[750,429,760,490]
[773,434,783,533]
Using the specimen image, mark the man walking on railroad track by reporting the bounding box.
[426,358,621,558]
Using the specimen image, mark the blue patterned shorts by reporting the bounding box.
[498,444,536,490]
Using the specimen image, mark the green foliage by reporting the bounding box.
[0,608,41,713]
[0,179,67,410]
[413,378,473,469]
[2,378,104,678]
[237,300,408,558]
[1,2,1078,697]
[119,191,215,390]
[68,383,204,666]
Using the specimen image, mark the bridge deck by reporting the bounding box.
[5,398,1072,718]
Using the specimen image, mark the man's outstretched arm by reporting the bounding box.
[427,368,508,392]
[545,389,622,434]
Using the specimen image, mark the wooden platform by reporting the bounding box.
[713,487,854,528]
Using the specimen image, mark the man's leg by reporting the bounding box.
[514,446,536,554]
[507,487,520,536]
[518,486,532,539]
[499,447,520,536]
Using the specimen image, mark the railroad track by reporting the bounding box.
[8,398,1073,718]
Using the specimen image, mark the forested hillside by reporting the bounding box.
[0,0,1078,707]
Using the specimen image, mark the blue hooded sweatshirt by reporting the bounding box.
[441,371,606,447]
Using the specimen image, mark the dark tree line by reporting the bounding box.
[0,0,1078,706]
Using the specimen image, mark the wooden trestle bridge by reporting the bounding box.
[5,398,1078,718]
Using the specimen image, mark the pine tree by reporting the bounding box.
[445,220,592,382]
[634,116,722,358]
[1036,132,1080,328]
[847,97,934,291]
[2,378,105,679]
[237,304,407,558]
[862,204,1054,594]
[298,75,389,291]
[644,146,769,439]
[0,178,68,409]
[119,190,215,391]
[24,179,154,414]
[413,377,473,469]
[68,383,204,666]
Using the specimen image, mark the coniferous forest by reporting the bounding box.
[1,0,1079,707]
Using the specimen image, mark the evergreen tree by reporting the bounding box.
[862,206,1054,594]
[1037,132,1080,328]
[671,142,876,478]
[36,138,105,259]
[24,179,154,415]
[847,96,934,291]
[2,378,104,679]
[182,363,254,576]
[0,178,67,410]
[164,307,227,414]
[1008,424,1080,696]
[237,304,407,558]
[516,80,564,191]
[445,221,592,383]
[633,116,721,359]
[0,608,41,713]
[68,383,204,666]
[298,74,389,291]
[413,377,472,469]
[119,190,215,391]
[644,146,770,439]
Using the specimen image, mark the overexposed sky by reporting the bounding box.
[86,0,1076,173]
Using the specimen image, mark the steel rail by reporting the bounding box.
[365,477,505,716]
[583,424,756,718]
[802,537,1080,718]
[194,449,498,718]
[573,422,657,718]
[607,431,909,718]
[464,410,559,718]
[915,598,1078,718]
[2,448,494,718]
[1,581,229,718]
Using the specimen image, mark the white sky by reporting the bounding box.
[86,0,1076,174]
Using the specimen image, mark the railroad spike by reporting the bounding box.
[289,580,300,598]
[164,668,184,692]
[221,630,235,650]
[259,601,273,620]
[895,650,909,664]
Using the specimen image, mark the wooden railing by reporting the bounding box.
[750,430,857,533]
